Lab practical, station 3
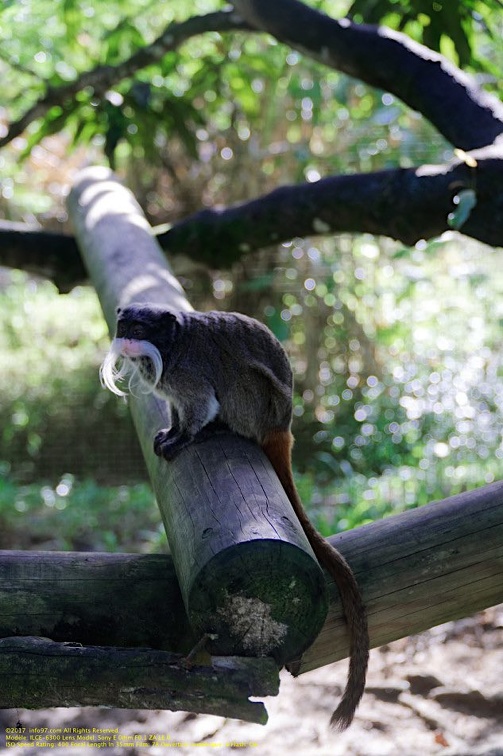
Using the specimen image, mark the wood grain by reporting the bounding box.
[1,481,501,674]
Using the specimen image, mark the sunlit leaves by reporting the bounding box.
[0,0,460,170]
[347,0,501,73]
[260,228,503,497]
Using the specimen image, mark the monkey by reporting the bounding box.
[100,302,369,730]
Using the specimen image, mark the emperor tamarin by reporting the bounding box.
[100,302,369,730]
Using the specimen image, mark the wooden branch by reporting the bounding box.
[291,479,503,674]
[5,143,503,288]
[1,481,501,673]
[66,166,328,666]
[0,10,251,150]
[159,150,503,260]
[0,636,278,723]
[233,0,503,150]
[0,221,85,293]
[0,550,194,652]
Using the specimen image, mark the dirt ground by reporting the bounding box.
[1,607,502,756]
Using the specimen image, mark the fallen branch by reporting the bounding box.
[0,636,278,723]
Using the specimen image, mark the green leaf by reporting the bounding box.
[447,188,477,229]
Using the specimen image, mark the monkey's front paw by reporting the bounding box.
[154,428,175,459]
[153,429,187,460]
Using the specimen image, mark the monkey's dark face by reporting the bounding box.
[100,303,176,397]
[116,304,176,349]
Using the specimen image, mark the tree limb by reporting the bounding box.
[2,146,502,288]
[159,148,503,265]
[0,636,278,723]
[0,221,85,292]
[232,0,503,151]
[0,10,251,150]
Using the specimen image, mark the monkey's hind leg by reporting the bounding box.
[154,395,224,460]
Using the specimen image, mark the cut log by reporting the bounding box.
[1,481,501,672]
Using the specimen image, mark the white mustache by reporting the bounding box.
[99,337,163,397]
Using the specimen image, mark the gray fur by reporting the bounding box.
[112,303,293,457]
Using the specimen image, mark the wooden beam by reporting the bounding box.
[0,636,278,723]
[0,550,194,652]
[66,167,328,665]
[291,479,503,674]
[1,481,501,673]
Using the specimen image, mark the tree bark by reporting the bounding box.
[4,143,503,289]
[0,221,85,293]
[233,0,503,150]
[292,479,503,675]
[0,550,194,652]
[157,149,503,261]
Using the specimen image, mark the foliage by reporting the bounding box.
[0,272,145,482]
[0,473,164,552]
[347,0,503,73]
[1,230,501,545]
[262,232,503,492]
[0,0,502,551]
[0,0,498,174]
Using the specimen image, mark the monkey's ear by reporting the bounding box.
[162,311,177,324]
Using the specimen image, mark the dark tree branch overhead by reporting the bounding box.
[232,0,503,151]
[2,0,503,284]
[0,221,85,292]
[2,148,503,288]
[158,148,503,264]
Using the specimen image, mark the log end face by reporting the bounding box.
[187,540,329,665]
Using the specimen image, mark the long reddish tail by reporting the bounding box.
[262,429,369,730]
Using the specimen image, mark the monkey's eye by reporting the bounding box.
[130,324,146,340]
